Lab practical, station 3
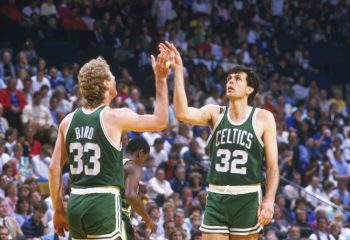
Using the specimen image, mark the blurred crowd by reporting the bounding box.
[0,0,349,239]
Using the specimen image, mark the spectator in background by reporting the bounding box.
[151,138,168,167]
[0,51,16,80]
[14,197,31,227]
[309,216,332,240]
[125,86,145,112]
[31,69,51,94]
[157,219,176,240]
[40,0,58,18]
[54,86,72,114]
[302,176,324,209]
[21,201,49,239]
[170,165,189,195]
[152,0,173,29]
[285,224,301,240]
[147,168,173,204]
[21,91,53,143]
[0,140,11,173]
[32,144,52,181]
[159,152,179,181]
[0,77,27,132]
[0,197,24,239]
[15,52,35,77]
[21,125,41,158]
[142,156,156,182]
[0,225,10,240]
[0,104,9,139]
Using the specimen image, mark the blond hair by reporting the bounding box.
[78,57,111,108]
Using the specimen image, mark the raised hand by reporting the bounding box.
[151,50,173,81]
[158,41,183,72]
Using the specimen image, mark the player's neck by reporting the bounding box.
[228,100,250,120]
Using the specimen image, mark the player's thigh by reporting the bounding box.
[200,192,230,234]
[202,232,229,240]
[230,233,259,240]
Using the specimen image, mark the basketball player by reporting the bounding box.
[49,53,170,239]
[121,138,157,240]
[160,42,279,240]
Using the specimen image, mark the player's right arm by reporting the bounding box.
[111,51,170,132]
[160,42,219,127]
[124,163,157,233]
[49,114,72,237]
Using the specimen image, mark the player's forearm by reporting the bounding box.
[154,79,169,129]
[264,165,279,202]
[127,194,152,222]
[49,165,64,212]
[173,67,189,119]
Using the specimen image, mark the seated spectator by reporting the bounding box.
[268,205,290,239]
[150,138,168,167]
[142,156,156,182]
[31,144,52,181]
[188,172,205,198]
[0,140,11,173]
[170,165,189,195]
[0,77,27,132]
[309,216,332,240]
[183,140,203,173]
[21,91,53,143]
[294,207,314,238]
[0,104,9,139]
[5,128,18,156]
[157,219,175,240]
[54,86,72,115]
[147,168,173,204]
[302,175,324,209]
[159,152,179,181]
[31,70,51,95]
[0,225,10,240]
[21,201,49,239]
[0,51,16,80]
[285,224,301,240]
[174,209,191,240]
[0,197,24,239]
[14,197,31,227]
[5,182,17,215]
[124,86,145,112]
[330,179,350,210]
[21,126,41,158]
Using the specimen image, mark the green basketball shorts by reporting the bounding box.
[67,187,125,239]
[200,184,263,235]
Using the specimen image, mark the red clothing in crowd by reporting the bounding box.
[0,88,27,110]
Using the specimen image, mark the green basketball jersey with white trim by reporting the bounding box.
[206,106,264,185]
[65,105,124,189]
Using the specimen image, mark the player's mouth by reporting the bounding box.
[227,86,235,92]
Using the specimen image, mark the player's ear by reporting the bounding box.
[247,86,254,94]
[137,149,144,158]
[103,79,109,90]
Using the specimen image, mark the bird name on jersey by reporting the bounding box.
[215,128,253,149]
[75,126,94,140]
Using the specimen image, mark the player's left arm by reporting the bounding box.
[258,110,279,226]
[124,163,157,233]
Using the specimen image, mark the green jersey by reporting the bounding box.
[206,106,264,186]
[65,105,124,189]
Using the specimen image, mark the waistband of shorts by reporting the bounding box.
[71,186,120,195]
[208,184,261,195]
